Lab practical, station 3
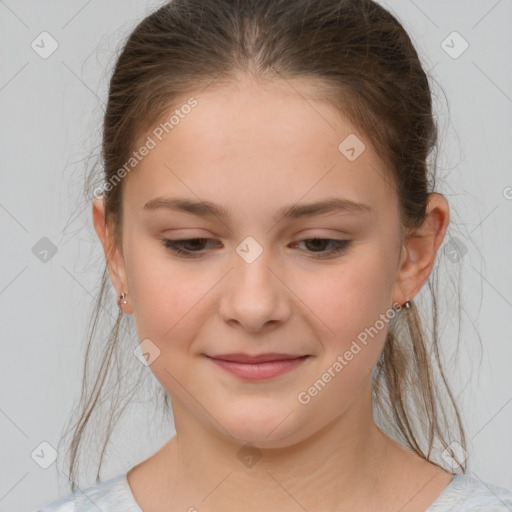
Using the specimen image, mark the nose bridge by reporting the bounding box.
[237,237,273,285]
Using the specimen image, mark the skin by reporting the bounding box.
[93,75,453,511]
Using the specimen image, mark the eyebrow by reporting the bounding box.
[143,196,373,222]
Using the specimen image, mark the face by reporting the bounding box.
[103,76,408,448]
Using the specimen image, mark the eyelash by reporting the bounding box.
[161,237,352,259]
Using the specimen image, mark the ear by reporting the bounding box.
[92,198,133,314]
[393,193,450,305]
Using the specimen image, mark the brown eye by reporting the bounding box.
[161,238,218,258]
[161,237,352,259]
[292,238,352,258]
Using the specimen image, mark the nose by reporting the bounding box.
[218,246,291,333]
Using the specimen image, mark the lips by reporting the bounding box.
[205,353,311,380]
[206,353,307,363]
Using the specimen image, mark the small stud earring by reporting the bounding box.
[118,292,128,306]
[403,300,411,309]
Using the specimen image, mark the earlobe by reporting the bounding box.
[393,193,450,304]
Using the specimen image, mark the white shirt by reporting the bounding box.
[38,472,512,511]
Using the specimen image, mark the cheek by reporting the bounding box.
[292,250,398,417]
[294,244,397,333]
[125,241,202,341]
[290,244,399,397]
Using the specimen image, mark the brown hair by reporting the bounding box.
[62,0,467,491]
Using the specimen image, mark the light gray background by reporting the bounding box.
[1,1,511,510]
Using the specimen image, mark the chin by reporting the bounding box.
[215,406,313,449]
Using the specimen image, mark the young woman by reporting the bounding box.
[39,0,512,510]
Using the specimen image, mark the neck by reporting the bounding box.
[157,387,399,511]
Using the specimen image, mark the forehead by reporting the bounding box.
[124,77,398,219]
[154,77,355,167]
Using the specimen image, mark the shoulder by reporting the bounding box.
[427,473,512,511]
[37,473,142,512]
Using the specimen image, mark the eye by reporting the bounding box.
[161,237,352,259]
[290,238,352,258]
[161,237,218,258]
